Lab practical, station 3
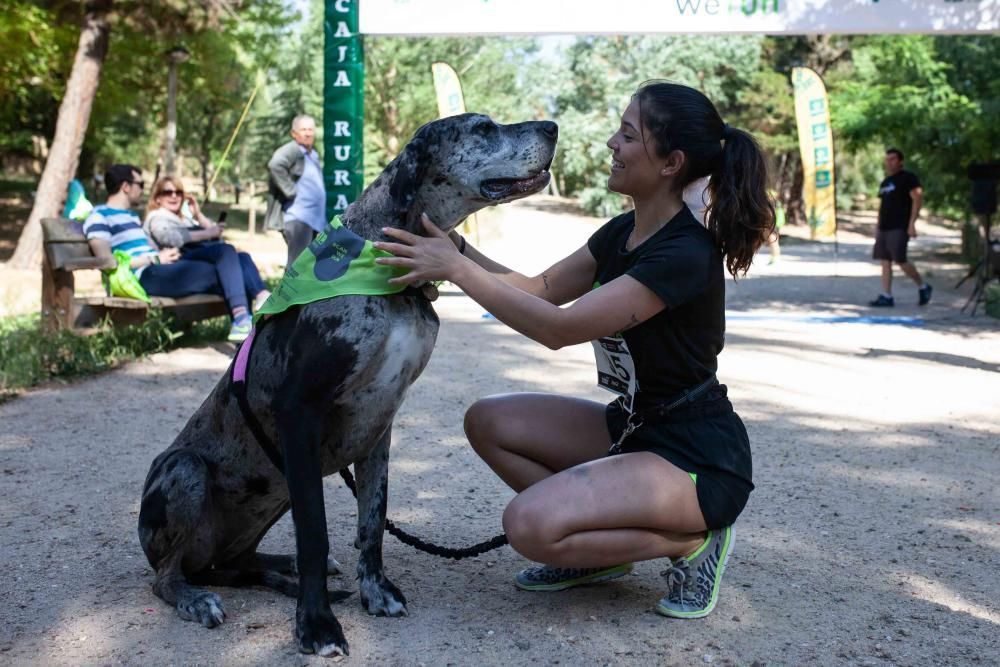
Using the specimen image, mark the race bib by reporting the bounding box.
[592,335,638,412]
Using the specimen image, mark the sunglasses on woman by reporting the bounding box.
[160,189,184,197]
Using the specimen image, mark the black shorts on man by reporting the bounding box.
[872,228,909,263]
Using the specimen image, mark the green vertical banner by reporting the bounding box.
[324,0,364,220]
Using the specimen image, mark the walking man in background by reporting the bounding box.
[869,148,932,307]
[265,114,327,268]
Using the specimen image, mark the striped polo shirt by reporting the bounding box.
[82,205,158,276]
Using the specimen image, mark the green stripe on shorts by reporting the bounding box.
[689,472,698,485]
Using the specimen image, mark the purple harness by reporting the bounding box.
[226,321,510,559]
[230,284,429,476]
[232,326,256,383]
[229,326,285,473]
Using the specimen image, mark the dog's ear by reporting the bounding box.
[388,132,430,226]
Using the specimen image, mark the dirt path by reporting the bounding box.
[1,201,998,665]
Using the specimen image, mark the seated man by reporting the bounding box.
[82,164,253,342]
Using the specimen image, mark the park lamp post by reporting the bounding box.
[164,45,190,176]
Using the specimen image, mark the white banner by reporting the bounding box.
[360,0,998,35]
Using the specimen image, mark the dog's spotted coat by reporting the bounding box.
[137,114,557,657]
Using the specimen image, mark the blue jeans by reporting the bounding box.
[139,243,259,313]
[182,242,266,305]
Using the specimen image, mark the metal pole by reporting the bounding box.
[165,62,178,175]
[248,181,257,237]
[164,46,189,176]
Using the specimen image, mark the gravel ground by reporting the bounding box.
[1,199,998,665]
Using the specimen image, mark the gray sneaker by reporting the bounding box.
[514,563,633,592]
[656,525,734,619]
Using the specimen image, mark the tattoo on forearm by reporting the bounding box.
[623,313,640,330]
[542,274,550,291]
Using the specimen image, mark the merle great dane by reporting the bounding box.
[137,113,557,657]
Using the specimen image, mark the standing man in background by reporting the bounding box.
[265,114,328,268]
[869,148,932,307]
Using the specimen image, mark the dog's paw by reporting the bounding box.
[176,591,226,628]
[295,606,349,657]
[359,576,408,617]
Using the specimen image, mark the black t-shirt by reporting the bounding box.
[878,170,921,230]
[587,206,724,406]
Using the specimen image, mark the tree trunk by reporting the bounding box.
[200,156,210,200]
[788,157,806,227]
[6,1,112,270]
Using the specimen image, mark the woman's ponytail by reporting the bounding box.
[634,81,775,279]
[706,126,775,278]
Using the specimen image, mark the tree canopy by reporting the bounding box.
[832,35,999,214]
[1,1,995,224]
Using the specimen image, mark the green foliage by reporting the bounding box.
[0,309,237,397]
[831,35,998,215]
[1,311,173,395]
[0,0,296,189]
[733,64,797,155]
[80,0,296,187]
[257,0,323,141]
[550,35,764,215]
[222,0,327,192]
[361,35,542,182]
[0,3,77,155]
[1,0,996,225]
[834,143,885,212]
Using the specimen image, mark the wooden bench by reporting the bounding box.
[41,217,228,332]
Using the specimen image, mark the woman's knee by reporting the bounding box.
[502,494,571,562]
[464,395,508,450]
[502,496,547,559]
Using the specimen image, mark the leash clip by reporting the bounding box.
[608,408,642,456]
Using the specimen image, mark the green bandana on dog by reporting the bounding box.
[254,217,410,323]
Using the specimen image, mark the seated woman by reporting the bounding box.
[83,164,255,343]
[144,176,271,315]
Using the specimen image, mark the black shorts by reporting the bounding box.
[606,387,753,529]
[873,228,909,263]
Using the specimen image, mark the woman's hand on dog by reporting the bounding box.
[375,214,468,285]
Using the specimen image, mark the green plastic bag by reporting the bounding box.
[102,250,151,303]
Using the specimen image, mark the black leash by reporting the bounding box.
[230,303,509,561]
[232,303,716,561]
[337,467,508,560]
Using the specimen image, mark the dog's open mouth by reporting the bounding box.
[480,170,551,201]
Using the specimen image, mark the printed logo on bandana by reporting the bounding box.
[311,226,366,281]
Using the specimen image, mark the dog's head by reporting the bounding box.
[386,113,557,233]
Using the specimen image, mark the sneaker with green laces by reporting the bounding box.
[656,525,734,619]
[514,563,633,592]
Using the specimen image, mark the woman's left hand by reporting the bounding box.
[185,195,202,219]
[374,213,464,285]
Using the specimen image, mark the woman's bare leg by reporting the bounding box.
[464,393,614,492]
[502,452,707,567]
[464,393,707,566]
